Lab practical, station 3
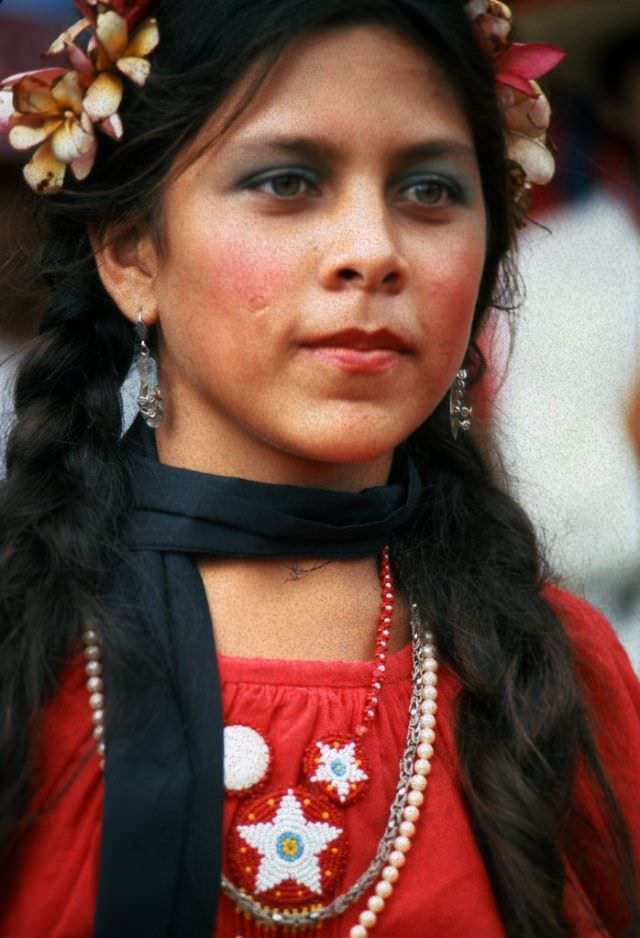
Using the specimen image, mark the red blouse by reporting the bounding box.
[1,587,638,938]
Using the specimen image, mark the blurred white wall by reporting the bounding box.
[495,188,640,670]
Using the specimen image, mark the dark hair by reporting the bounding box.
[0,1,637,935]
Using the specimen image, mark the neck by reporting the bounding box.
[154,412,395,491]
[198,552,411,661]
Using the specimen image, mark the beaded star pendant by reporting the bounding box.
[229,786,348,907]
[303,734,370,805]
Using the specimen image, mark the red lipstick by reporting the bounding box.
[301,327,412,374]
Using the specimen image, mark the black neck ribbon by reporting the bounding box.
[94,417,422,938]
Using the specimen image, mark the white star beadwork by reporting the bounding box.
[237,789,343,895]
[309,740,368,803]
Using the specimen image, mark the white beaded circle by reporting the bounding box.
[224,724,271,794]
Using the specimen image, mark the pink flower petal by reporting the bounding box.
[100,112,123,140]
[500,90,551,138]
[1,68,67,90]
[496,43,566,82]
[96,10,129,62]
[47,17,91,56]
[67,43,95,77]
[125,17,159,58]
[117,56,150,86]
[83,71,123,121]
[71,135,98,181]
[9,117,60,151]
[51,115,95,163]
[23,139,67,194]
[51,71,86,115]
[496,72,537,96]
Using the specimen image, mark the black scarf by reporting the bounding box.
[94,418,422,938]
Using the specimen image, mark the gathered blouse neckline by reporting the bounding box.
[217,641,413,687]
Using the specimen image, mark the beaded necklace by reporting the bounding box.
[82,549,438,938]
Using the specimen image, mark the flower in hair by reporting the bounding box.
[52,6,160,93]
[0,69,97,193]
[464,0,565,219]
[498,82,555,186]
[466,0,513,54]
[75,0,153,32]
[0,0,158,194]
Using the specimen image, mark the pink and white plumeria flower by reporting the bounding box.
[1,68,97,193]
[464,0,565,204]
[0,0,159,194]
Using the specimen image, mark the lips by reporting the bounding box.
[300,327,413,374]
[301,327,413,353]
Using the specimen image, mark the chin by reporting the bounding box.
[290,405,428,461]
[282,425,416,468]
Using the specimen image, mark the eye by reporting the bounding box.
[249,170,319,199]
[400,177,461,207]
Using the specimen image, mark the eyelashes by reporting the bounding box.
[401,177,463,206]
[248,170,320,199]
[243,168,467,207]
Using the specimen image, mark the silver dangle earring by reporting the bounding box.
[135,310,164,428]
[449,368,472,440]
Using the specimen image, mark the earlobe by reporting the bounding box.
[91,223,160,325]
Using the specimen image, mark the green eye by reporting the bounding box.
[249,171,317,198]
[268,174,306,197]
[412,182,447,204]
[400,176,462,207]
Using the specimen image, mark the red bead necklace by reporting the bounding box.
[225,546,397,913]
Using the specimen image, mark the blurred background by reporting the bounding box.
[1,0,639,669]
[492,0,640,671]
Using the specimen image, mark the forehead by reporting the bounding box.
[189,24,474,162]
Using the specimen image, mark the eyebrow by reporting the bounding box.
[227,134,477,165]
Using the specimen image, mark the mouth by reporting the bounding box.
[300,328,413,374]
[301,327,413,353]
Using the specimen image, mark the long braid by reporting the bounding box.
[394,398,640,937]
[0,238,133,862]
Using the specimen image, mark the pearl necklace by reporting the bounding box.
[82,628,106,771]
[82,594,438,938]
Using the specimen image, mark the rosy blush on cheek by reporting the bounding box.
[218,238,298,316]
[428,247,484,335]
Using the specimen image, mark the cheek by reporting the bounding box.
[175,210,299,318]
[159,221,304,383]
[422,237,485,351]
[221,239,295,315]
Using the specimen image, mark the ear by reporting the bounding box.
[91,223,161,325]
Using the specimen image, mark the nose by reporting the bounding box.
[317,188,410,295]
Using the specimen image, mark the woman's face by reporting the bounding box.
[125,25,487,485]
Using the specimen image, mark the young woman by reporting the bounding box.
[0,1,638,936]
